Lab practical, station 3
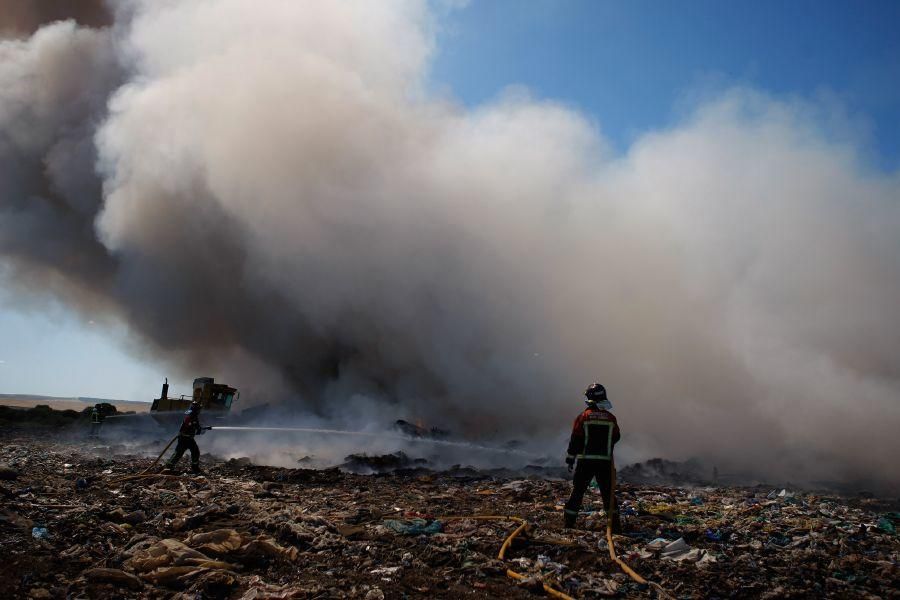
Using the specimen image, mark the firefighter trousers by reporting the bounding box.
[564,458,621,530]
[167,435,200,470]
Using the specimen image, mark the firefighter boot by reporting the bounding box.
[609,510,622,534]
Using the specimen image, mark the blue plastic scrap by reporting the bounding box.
[384,518,443,535]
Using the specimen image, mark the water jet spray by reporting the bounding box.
[207,425,542,460]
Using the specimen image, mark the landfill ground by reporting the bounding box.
[0,428,897,600]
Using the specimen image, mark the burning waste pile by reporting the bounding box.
[1,429,898,599]
[1,0,900,492]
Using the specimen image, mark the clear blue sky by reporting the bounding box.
[0,300,165,401]
[431,0,900,164]
[1,0,898,400]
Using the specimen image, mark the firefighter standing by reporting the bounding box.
[89,404,104,439]
[165,399,207,473]
[564,383,622,531]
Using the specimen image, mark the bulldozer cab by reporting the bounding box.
[150,377,238,414]
[190,377,237,410]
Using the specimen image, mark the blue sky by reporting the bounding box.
[433,0,900,164]
[0,301,164,401]
[1,0,898,400]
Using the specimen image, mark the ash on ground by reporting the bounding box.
[1,428,897,599]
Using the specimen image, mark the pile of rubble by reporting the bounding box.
[0,430,897,598]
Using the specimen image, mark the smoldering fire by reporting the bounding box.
[1,1,898,489]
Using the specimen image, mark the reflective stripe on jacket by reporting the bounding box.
[566,406,620,460]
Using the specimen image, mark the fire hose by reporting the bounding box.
[425,515,575,600]
[605,462,675,600]
[108,425,216,484]
[108,434,179,484]
[440,495,672,600]
[437,471,671,600]
[104,430,672,598]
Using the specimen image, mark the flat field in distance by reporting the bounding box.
[0,394,149,413]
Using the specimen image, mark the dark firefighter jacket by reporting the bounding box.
[179,408,202,437]
[566,405,620,461]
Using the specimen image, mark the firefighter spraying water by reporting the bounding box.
[163,399,211,474]
[101,376,544,470]
[109,376,542,480]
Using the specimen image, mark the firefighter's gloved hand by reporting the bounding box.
[565,457,575,472]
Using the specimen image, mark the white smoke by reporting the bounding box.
[1,1,899,488]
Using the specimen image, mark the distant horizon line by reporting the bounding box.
[0,393,149,404]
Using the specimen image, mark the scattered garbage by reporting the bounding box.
[1,430,898,599]
[0,463,19,480]
[106,508,147,525]
[82,568,143,590]
[876,516,895,534]
[340,451,428,474]
[383,518,443,535]
[363,588,385,600]
[659,537,691,559]
[646,537,669,551]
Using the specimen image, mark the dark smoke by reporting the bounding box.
[1,1,898,490]
[0,0,111,37]
[0,20,120,312]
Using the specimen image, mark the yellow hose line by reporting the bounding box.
[428,515,575,600]
[605,526,648,584]
[605,463,675,600]
[108,435,178,484]
[140,434,179,474]
[496,517,574,600]
[498,519,529,559]
[505,568,573,600]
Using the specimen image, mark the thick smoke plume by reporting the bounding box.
[0,0,111,37]
[1,1,898,488]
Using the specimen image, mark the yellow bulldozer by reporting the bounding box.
[150,377,238,422]
[99,377,241,435]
